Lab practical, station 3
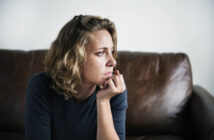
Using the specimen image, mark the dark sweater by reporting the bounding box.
[25,72,128,140]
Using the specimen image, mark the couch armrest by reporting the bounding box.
[189,85,214,140]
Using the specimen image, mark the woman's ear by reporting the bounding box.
[79,63,85,75]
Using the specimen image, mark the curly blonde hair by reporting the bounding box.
[44,15,117,99]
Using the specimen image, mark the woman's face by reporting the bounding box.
[81,30,116,86]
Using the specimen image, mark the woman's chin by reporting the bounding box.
[96,81,105,88]
[97,82,105,87]
[95,78,109,87]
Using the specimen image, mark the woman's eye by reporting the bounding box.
[96,51,104,56]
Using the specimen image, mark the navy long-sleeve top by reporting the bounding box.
[25,72,128,140]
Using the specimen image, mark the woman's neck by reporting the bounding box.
[74,83,96,102]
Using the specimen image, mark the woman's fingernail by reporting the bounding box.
[116,69,120,75]
[114,70,118,75]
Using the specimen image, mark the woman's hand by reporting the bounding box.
[96,70,126,101]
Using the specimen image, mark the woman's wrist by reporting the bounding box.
[96,97,110,105]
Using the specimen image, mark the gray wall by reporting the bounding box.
[0,0,214,96]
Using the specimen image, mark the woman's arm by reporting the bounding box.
[97,99,120,140]
[96,70,126,140]
[25,74,51,140]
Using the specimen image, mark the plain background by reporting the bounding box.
[0,0,214,96]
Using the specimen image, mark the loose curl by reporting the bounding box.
[44,15,117,99]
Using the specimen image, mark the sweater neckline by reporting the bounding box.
[69,85,99,105]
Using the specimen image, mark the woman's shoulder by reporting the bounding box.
[27,71,52,97]
[26,72,53,118]
[28,72,51,86]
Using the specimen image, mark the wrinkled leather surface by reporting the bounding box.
[0,49,213,140]
[117,51,192,137]
[189,85,214,140]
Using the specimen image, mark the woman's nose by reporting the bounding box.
[106,54,116,67]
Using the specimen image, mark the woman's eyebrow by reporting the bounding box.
[94,47,114,50]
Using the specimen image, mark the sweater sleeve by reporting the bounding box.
[110,89,128,140]
[25,73,51,140]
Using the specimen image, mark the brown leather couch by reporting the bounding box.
[0,49,214,140]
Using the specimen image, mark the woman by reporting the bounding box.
[25,15,128,140]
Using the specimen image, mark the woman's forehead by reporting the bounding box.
[86,30,113,51]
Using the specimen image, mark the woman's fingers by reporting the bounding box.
[106,78,117,93]
[116,70,125,92]
[111,75,120,89]
[120,74,126,91]
[109,70,125,94]
[97,70,125,100]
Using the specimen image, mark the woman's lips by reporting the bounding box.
[104,72,113,77]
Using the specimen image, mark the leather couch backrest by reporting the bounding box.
[0,50,46,132]
[0,50,192,137]
[117,51,192,137]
